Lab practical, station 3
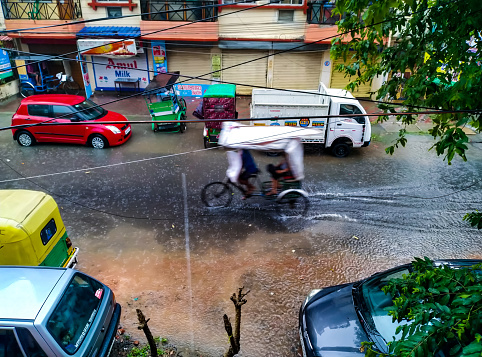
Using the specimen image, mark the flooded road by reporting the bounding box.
[1,103,482,356]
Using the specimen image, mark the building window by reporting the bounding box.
[278,9,294,22]
[222,0,302,4]
[107,6,122,18]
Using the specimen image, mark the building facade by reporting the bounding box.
[1,0,381,97]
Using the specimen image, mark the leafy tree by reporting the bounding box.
[331,0,482,228]
[362,257,482,357]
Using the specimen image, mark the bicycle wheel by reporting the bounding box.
[20,82,35,98]
[276,191,309,217]
[201,182,233,208]
[62,80,80,95]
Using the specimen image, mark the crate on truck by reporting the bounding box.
[250,83,371,157]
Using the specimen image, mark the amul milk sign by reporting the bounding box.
[93,53,149,90]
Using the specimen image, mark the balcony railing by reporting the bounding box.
[1,0,82,20]
[307,1,339,25]
[140,0,217,21]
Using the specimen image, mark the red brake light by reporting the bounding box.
[65,237,72,248]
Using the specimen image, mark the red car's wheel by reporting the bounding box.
[17,131,36,147]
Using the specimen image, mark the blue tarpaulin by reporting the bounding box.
[77,26,141,38]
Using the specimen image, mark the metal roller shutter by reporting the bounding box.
[272,51,322,90]
[167,46,212,84]
[330,57,371,98]
[222,50,268,95]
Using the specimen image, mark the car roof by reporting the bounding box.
[0,266,67,320]
[21,94,86,106]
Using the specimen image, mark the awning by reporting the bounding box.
[0,36,13,41]
[77,26,140,38]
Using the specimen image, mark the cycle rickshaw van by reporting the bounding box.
[14,55,80,97]
[193,84,237,148]
[0,189,79,267]
[144,71,187,133]
[201,122,322,215]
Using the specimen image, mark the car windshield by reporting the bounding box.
[73,100,106,121]
[360,268,409,345]
[47,273,104,354]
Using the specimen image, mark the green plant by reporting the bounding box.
[363,257,482,356]
[331,0,482,229]
[127,345,165,357]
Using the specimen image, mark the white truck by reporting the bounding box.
[250,83,371,157]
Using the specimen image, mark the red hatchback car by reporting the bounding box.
[12,94,131,149]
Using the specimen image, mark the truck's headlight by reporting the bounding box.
[106,125,121,134]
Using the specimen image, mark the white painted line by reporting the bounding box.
[0,148,215,184]
[182,173,195,349]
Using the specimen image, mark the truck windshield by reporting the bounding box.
[47,273,104,354]
[73,100,106,121]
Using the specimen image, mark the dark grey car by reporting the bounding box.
[298,260,482,357]
[0,266,121,357]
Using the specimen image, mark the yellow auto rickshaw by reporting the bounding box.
[0,189,78,267]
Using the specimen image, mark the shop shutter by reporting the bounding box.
[330,57,371,98]
[272,51,322,90]
[166,46,212,85]
[222,50,268,95]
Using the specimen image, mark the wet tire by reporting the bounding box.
[20,82,35,98]
[201,182,233,207]
[90,134,108,149]
[17,131,35,147]
[179,114,187,133]
[179,97,187,111]
[276,191,309,217]
[63,80,80,95]
[331,142,351,158]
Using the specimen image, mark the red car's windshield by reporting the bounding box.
[73,100,106,121]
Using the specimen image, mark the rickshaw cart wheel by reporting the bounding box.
[201,182,233,207]
[179,114,187,133]
[17,131,35,147]
[276,191,309,217]
[20,82,35,98]
[62,80,80,95]
[179,97,187,111]
[203,137,210,148]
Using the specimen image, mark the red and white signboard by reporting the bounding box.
[78,39,137,58]
[93,53,150,90]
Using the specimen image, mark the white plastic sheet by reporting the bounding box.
[219,122,318,181]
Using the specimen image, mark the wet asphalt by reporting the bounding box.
[0,92,482,356]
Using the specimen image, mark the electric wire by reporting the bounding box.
[5,0,473,116]
[0,0,268,34]
[1,0,479,219]
[6,0,283,71]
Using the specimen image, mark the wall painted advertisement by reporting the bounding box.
[151,41,167,75]
[0,50,13,80]
[92,53,149,91]
[174,83,210,97]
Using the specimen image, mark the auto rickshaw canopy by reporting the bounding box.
[0,190,66,266]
